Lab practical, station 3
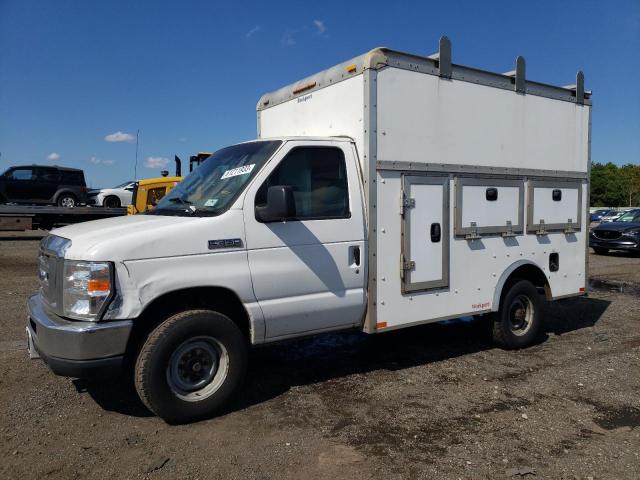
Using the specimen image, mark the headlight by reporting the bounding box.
[627,228,640,237]
[62,261,113,321]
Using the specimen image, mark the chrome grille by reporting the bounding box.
[594,230,622,240]
[38,250,59,307]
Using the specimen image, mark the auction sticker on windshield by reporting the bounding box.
[221,164,255,179]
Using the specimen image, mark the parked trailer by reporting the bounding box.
[26,38,591,423]
[0,205,127,231]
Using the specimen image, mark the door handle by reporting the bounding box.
[353,246,361,266]
[430,223,441,243]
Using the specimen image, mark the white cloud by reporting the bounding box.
[47,152,60,161]
[104,131,135,143]
[281,29,296,46]
[246,25,261,39]
[144,156,169,169]
[313,20,327,35]
[177,137,187,143]
[89,156,115,167]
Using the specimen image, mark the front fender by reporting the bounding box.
[112,251,266,342]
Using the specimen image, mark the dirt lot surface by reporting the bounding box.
[1,237,638,480]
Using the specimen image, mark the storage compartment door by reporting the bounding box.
[527,180,583,233]
[402,175,449,292]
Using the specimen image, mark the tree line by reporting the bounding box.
[590,162,640,207]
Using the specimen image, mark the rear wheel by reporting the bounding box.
[134,309,247,424]
[57,193,76,208]
[104,196,121,208]
[593,247,609,255]
[492,279,543,349]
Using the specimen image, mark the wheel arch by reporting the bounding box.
[52,189,77,203]
[103,194,121,206]
[126,286,253,359]
[491,260,551,312]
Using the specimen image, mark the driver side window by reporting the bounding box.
[256,147,350,220]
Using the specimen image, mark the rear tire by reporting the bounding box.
[492,279,543,349]
[104,196,121,208]
[593,247,609,255]
[134,309,247,424]
[57,193,77,208]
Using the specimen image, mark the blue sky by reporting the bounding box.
[1,0,638,187]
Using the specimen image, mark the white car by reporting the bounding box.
[87,181,135,208]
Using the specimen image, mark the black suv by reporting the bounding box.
[0,165,88,207]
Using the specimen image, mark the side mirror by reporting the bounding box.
[255,185,296,222]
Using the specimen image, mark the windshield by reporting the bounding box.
[114,181,133,188]
[616,210,640,222]
[151,140,282,216]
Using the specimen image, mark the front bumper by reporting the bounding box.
[589,237,640,251]
[27,294,133,378]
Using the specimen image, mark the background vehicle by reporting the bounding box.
[590,208,640,254]
[127,176,181,214]
[0,165,87,207]
[27,39,591,423]
[601,208,632,223]
[590,208,616,222]
[126,154,211,214]
[88,181,135,208]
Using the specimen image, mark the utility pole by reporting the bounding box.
[134,129,140,180]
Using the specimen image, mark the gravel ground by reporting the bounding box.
[0,237,638,480]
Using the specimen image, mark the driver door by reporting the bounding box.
[243,141,366,340]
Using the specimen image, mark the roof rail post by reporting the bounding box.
[576,71,585,105]
[515,56,526,93]
[438,36,452,79]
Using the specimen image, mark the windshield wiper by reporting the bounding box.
[167,196,199,214]
[168,197,192,205]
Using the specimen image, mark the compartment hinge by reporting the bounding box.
[465,221,482,240]
[400,254,415,281]
[403,260,416,271]
[400,194,415,216]
[536,219,548,235]
[564,219,576,234]
[502,220,516,238]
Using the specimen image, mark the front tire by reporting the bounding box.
[593,247,609,255]
[57,193,77,208]
[492,279,543,349]
[134,310,247,424]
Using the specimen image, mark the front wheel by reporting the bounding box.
[492,279,543,349]
[134,309,247,424]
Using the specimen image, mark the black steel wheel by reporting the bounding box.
[134,309,247,424]
[492,279,543,349]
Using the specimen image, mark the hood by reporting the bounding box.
[51,210,246,262]
[593,221,640,232]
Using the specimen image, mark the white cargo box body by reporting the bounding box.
[258,42,591,333]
